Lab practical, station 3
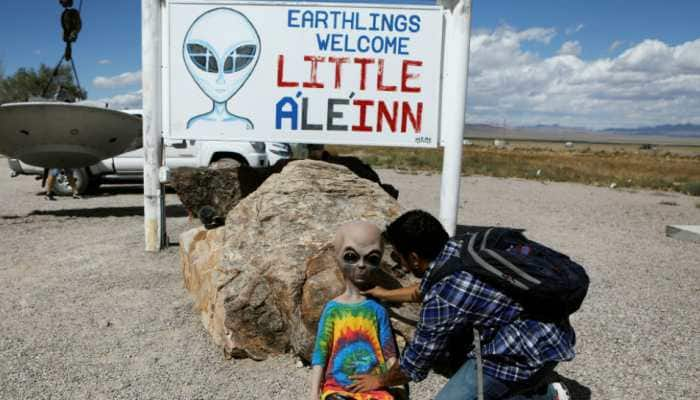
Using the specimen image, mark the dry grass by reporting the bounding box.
[327,144,700,195]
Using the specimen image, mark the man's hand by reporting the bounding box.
[361,286,391,299]
[347,374,383,393]
[362,284,422,304]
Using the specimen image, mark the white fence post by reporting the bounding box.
[142,0,165,251]
[439,0,473,236]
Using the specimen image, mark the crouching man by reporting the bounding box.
[349,210,575,400]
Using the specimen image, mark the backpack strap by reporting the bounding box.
[423,235,472,292]
[424,255,464,291]
[473,326,484,400]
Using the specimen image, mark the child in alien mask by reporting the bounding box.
[309,221,399,400]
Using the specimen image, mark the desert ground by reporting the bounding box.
[1,158,698,399]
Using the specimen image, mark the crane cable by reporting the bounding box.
[42,0,85,100]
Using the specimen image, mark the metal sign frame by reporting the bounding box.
[161,0,446,148]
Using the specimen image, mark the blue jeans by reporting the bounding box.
[435,359,555,400]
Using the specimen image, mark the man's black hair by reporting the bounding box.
[384,210,449,261]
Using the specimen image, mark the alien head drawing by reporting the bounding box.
[183,8,260,129]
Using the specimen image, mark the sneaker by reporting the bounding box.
[45,193,56,201]
[72,193,82,199]
[551,382,570,400]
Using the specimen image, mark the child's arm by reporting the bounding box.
[364,284,421,303]
[309,304,334,400]
[309,365,324,400]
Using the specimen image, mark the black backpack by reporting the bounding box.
[426,227,589,322]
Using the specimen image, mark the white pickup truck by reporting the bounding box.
[7,110,292,195]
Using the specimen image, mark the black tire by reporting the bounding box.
[86,176,102,193]
[53,168,89,196]
[209,157,242,169]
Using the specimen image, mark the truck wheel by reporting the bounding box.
[86,177,102,193]
[209,158,241,169]
[53,168,89,196]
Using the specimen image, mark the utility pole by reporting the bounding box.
[142,0,165,251]
[439,0,473,236]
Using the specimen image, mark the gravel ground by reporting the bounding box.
[1,159,698,399]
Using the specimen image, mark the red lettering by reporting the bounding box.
[352,99,374,132]
[401,60,422,93]
[328,57,350,89]
[303,56,326,89]
[401,102,423,133]
[377,59,397,92]
[354,58,375,91]
[377,101,398,132]
[277,55,298,87]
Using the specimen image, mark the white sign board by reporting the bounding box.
[165,0,444,147]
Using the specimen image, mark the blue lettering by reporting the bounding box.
[398,37,409,55]
[288,9,300,28]
[385,36,398,53]
[316,10,328,29]
[395,15,408,32]
[409,15,421,33]
[301,10,314,27]
[358,35,370,53]
[330,11,342,29]
[380,14,394,31]
[316,33,331,51]
[369,13,381,31]
[343,35,356,52]
[276,97,298,130]
[341,11,355,30]
[330,34,343,51]
[371,36,384,53]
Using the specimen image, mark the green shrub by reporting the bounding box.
[683,181,700,196]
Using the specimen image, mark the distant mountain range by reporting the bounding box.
[464,123,700,145]
[602,123,700,137]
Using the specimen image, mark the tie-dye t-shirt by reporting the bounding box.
[311,299,398,400]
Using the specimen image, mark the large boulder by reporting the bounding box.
[180,160,419,361]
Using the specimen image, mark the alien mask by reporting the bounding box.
[333,221,384,291]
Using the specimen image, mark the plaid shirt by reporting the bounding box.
[399,239,576,382]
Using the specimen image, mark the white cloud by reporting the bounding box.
[81,90,142,110]
[97,59,112,65]
[558,41,582,56]
[565,24,584,35]
[609,40,625,53]
[466,26,700,128]
[92,70,141,89]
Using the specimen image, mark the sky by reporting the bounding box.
[1,0,699,129]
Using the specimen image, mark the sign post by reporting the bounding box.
[142,0,166,251]
[439,0,472,236]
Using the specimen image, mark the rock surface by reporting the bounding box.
[180,160,418,361]
[170,166,277,228]
[170,157,398,228]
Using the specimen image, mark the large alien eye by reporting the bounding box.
[343,251,359,264]
[235,45,256,71]
[187,43,218,73]
[366,253,382,267]
[222,45,256,74]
